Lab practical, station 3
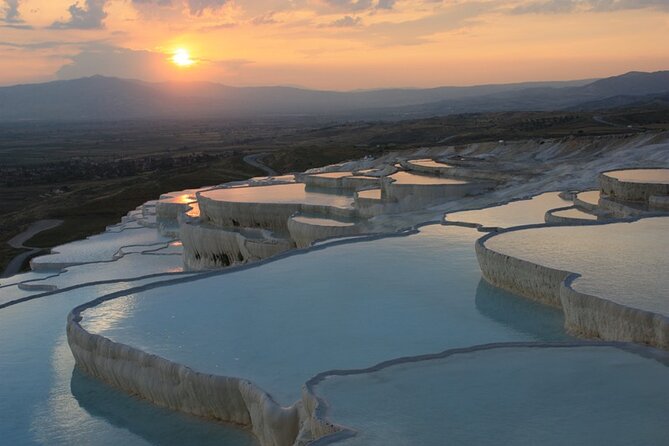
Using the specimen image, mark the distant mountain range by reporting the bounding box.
[0,71,667,122]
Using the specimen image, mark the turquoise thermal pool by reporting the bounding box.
[315,345,669,446]
[199,183,354,208]
[485,217,669,316]
[81,225,570,405]
[31,228,172,269]
[0,278,257,446]
[3,163,668,446]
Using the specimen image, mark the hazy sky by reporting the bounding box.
[1,0,668,89]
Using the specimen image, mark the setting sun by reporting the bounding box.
[171,49,194,68]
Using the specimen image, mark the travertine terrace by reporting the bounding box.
[3,132,669,446]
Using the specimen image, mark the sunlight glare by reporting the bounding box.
[172,48,194,67]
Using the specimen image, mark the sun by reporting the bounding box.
[172,48,194,67]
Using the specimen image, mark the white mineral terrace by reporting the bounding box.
[355,188,381,200]
[387,170,468,185]
[4,132,669,446]
[200,183,354,209]
[445,192,571,228]
[550,207,598,221]
[406,158,455,168]
[600,168,669,204]
[308,171,354,179]
[485,217,669,316]
[603,168,669,184]
[290,216,356,227]
[478,217,669,351]
[575,190,601,208]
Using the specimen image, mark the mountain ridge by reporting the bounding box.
[0,71,667,121]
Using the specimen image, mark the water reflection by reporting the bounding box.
[474,279,571,341]
[486,217,669,316]
[446,192,570,228]
[201,183,354,208]
[70,370,257,446]
[186,203,200,218]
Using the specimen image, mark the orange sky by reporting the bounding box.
[1,0,668,89]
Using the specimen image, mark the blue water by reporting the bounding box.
[487,217,669,316]
[84,225,571,405]
[318,346,669,446]
[0,278,257,446]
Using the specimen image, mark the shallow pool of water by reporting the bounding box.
[356,189,381,200]
[551,207,598,221]
[317,345,669,446]
[309,172,354,178]
[83,225,570,405]
[604,168,669,184]
[32,228,172,269]
[445,192,570,228]
[200,183,354,209]
[576,190,600,207]
[0,277,257,446]
[486,217,669,316]
[291,216,356,227]
[407,159,455,169]
[389,171,467,185]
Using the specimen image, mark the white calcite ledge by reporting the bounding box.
[475,238,569,308]
[400,159,513,182]
[198,191,356,235]
[600,168,669,204]
[650,195,669,211]
[180,221,293,270]
[544,206,599,224]
[287,216,361,248]
[573,191,600,212]
[380,174,493,210]
[67,304,342,446]
[299,172,379,191]
[476,226,669,349]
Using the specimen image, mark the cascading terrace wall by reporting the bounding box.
[67,304,343,446]
[475,227,669,350]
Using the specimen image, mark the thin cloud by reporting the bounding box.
[1,0,23,23]
[321,15,363,27]
[252,12,278,25]
[0,40,108,50]
[50,0,108,29]
[132,0,173,5]
[510,0,669,14]
[321,0,398,12]
[56,44,167,79]
[187,0,230,16]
